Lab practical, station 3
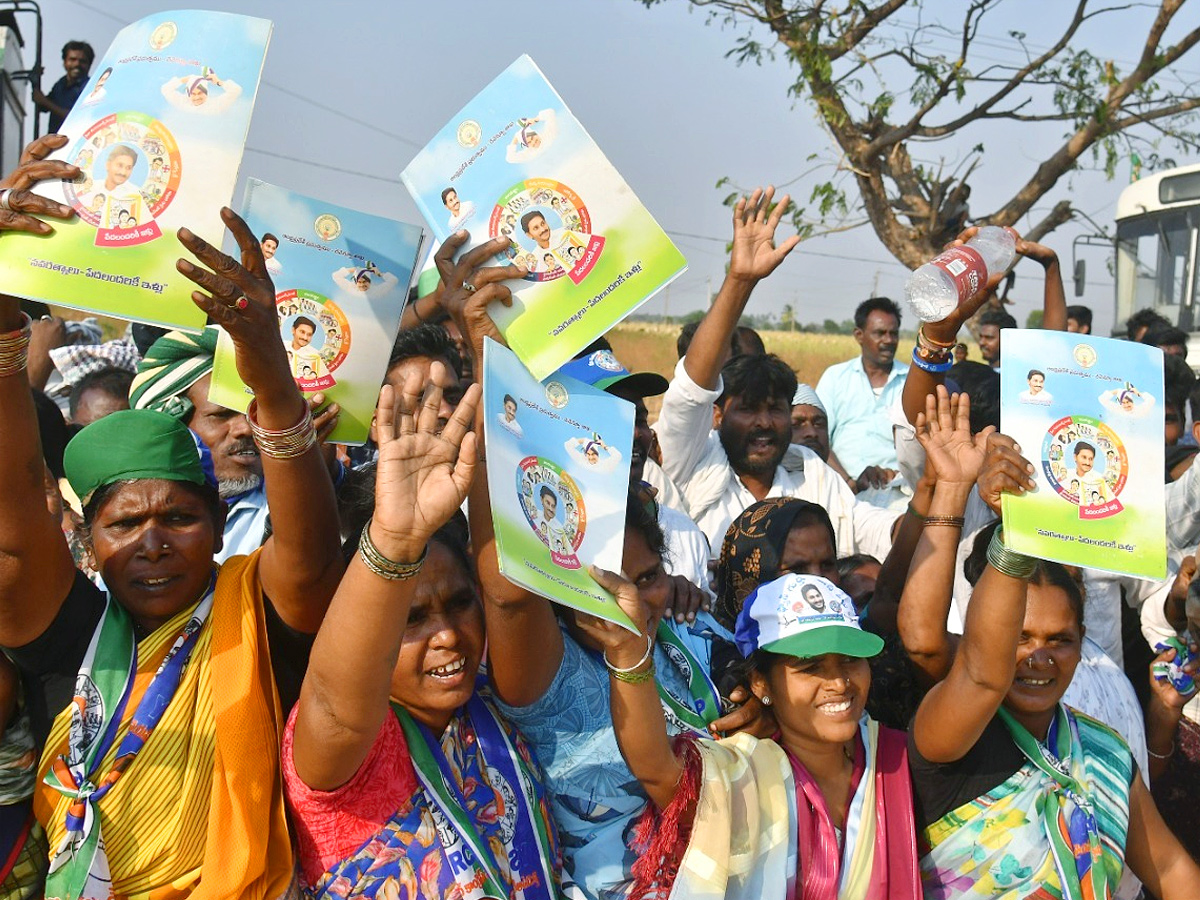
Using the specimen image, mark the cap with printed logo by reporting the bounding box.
[734,573,884,660]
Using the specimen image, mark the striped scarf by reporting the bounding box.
[128,328,218,421]
[921,706,1132,900]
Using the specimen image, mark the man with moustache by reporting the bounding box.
[560,341,711,589]
[129,328,342,560]
[654,187,896,560]
[33,41,94,133]
[815,298,906,500]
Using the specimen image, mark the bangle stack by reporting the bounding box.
[0,313,32,378]
[912,325,955,373]
[924,515,965,528]
[605,633,656,684]
[247,399,317,459]
[358,517,427,580]
[986,525,1038,579]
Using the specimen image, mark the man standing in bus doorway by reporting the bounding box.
[33,41,95,133]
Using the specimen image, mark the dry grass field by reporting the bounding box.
[605,322,920,421]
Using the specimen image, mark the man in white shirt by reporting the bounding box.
[441,187,476,231]
[559,340,713,591]
[654,187,897,561]
[261,232,282,278]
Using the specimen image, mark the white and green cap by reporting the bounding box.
[734,574,883,660]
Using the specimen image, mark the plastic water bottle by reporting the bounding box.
[904,226,1018,322]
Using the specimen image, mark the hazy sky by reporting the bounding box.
[29,0,1200,335]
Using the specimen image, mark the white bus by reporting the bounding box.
[1114,163,1200,346]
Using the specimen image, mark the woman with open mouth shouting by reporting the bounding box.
[282,368,562,900]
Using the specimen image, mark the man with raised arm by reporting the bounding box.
[653,186,895,560]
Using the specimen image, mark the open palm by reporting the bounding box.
[372,365,479,555]
[728,186,802,282]
[915,387,992,486]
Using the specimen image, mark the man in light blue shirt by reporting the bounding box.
[815,297,907,490]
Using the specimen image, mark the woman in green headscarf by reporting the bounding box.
[0,134,343,899]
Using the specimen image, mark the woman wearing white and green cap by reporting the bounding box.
[576,568,922,899]
[0,135,343,899]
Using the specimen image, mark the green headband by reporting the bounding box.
[64,408,214,507]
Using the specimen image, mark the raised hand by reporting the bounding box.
[915,385,993,487]
[176,207,291,396]
[434,232,528,364]
[976,432,1037,516]
[575,565,655,668]
[371,362,479,562]
[0,134,78,239]
[1015,237,1059,269]
[728,186,801,283]
[923,225,1020,344]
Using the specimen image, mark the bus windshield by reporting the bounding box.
[1115,208,1198,330]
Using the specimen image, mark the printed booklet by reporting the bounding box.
[483,338,636,629]
[0,10,270,330]
[1000,329,1166,579]
[402,55,686,381]
[208,179,423,444]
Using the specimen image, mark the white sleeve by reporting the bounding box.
[206,79,242,114]
[659,505,714,595]
[654,357,725,488]
[851,500,900,562]
[161,78,187,110]
[1166,466,1200,555]
[891,400,926,491]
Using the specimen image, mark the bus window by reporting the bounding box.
[1115,210,1193,329]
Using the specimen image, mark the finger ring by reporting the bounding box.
[462,281,476,294]
[0,190,12,211]
[235,296,249,310]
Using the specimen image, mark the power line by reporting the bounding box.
[60,0,425,148]
[243,146,399,185]
[665,229,910,268]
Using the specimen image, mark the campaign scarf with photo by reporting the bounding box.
[655,621,722,736]
[311,690,560,900]
[42,582,214,900]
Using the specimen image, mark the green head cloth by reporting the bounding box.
[128,327,219,420]
[65,408,216,507]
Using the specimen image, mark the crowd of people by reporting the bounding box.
[0,52,1196,900]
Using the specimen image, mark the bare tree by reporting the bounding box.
[640,0,1200,268]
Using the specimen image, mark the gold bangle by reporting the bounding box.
[610,661,656,685]
[247,399,317,459]
[357,517,427,580]
[918,324,957,349]
[924,515,965,528]
[0,313,32,378]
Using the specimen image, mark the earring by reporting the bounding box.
[761,696,772,706]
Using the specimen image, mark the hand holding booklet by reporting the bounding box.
[1000,329,1166,579]
[208,179,423,445]
[0,10,270,330]
[402,55,686,381]
[483,338,636,630]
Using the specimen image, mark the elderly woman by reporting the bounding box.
[907,423,1200,898]
[0,135,342,898]
[284,372,561,898]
